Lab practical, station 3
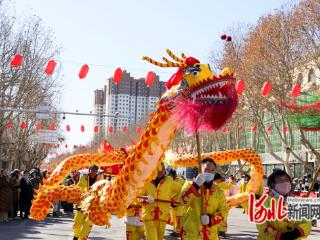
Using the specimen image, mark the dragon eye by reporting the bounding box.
[193,71,198,76]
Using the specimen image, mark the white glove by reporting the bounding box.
[147,196,154,203]
[195,174,205,187]
[201,214,210,225]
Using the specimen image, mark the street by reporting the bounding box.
[1,208,319,239]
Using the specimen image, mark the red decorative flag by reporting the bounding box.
[79,64,89,79]
[11,54,23,68]
[45,60,56,75]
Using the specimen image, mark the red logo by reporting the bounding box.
[248,193,287,223]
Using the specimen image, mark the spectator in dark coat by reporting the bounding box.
[19,171,34,219]
[0,170,13,222]
[10,170,21,218]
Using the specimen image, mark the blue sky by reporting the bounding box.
[13,0,292,154]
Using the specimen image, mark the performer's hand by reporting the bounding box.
[146,196,154,203]
[194,174,205,187]
[200,214,210,225]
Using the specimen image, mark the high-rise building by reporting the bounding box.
[104,70,166,131]
[93,89,106,128]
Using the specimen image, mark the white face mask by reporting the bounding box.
[274,182,292,195]
[203,172,215,183]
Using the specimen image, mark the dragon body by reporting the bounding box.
[31,49,262,227]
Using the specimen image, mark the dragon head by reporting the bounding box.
[143,49,238,133]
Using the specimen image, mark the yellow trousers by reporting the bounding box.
[126,224,145,240]
[73,210,92,240]
[218,209,229,233]
[144,220,167,240]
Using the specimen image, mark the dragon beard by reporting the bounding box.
[172,95,238,134]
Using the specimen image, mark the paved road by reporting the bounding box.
[1,208,319,239]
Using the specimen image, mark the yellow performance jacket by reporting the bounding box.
[256,193,311,240]
[140,176,180,222]
[181,181,228,239]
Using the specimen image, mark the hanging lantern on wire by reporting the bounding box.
[236,80,245,95]
[81,125,85,132]
[136,127,142,134]
[122,126,128,132]
[49,123,56,130]
[238,125,244,131]
[108,126,113,133]
[11,54,23,68]
[94,126,99,133]
[251,126,257,132]
[79,64,89,79]
[145,71,156,87]
[7,121,12,129]
[66,125,71,132]
[261,82,272,96]
[113,68,122,84]
[283,127,288,133]
[222,127,227,133]
[36,121,41,130]
[267,126,273,132]
[20,122,26,129]
[45,60,56,75]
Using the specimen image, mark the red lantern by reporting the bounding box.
[261,82,272,96]
[238,125,244,130]
[267,126,273,132]
[222,127,227,133]
[291,84,301,97]
[108,126,113,133]
[11,54,23,68]
[74,145,78,149]
[113,68,122,84]
[94,126,99,133]
[220,34,227,40]
[283,127,287,133]
[36,121,41,130]
[66,125,71,132]
[49,123,56,130]
[79,64,89,79]
[20,122,26,129]
[65,144,68,148]
[122,126,128,132]
[251,126,257,131]
[45,60,56,75]
[145,71,156,87]
[136,127,142,134]
[81,125,85,132]
[82,146,86,149]
[236,80,245,95]
[7,121,12,129]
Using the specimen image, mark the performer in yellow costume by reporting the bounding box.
[125,202,145,240]
[213,173,234,237]
[181,158,228,240]
[139,163,180,240]
[168,169,185,237]
[256,170,311,240]
[239,174,250,214]
[73,165,99,240]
